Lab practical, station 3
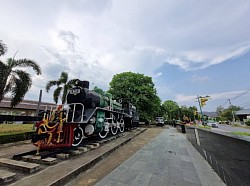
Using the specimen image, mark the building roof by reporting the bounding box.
[0,97,56,110]
[235,109,250,115]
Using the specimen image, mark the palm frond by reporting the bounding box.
[10,70,32,107]
[11,59,42,75]
[0,61,9,102]
[3,76,16,95]
[61,79,79,104]
[67,79,79,87]
[58,71,68,84]
[53,87,62,104]
[0,40,7,56]
[46,80,58,92]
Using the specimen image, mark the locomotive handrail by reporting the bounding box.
[65,103,84,123]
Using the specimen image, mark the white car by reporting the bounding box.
[206,120,219,128]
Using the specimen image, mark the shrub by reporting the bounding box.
[245,120,250,126]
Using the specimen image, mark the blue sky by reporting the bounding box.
[0,0,250,111]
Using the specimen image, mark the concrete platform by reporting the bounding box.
[95,127,225,186]
[9,128,146,186]
[0,169,16,184]
[0,158,40,174]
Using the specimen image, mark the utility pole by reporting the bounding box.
[197,95,204,125]
[36,90,42,116]
[228,99,235,124]
[34,90,42,130]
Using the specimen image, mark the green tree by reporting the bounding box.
[92,86,105,95]
[162,100,180,120]
[109,72,161,122]
[0,42,42,107]
[220,105,241,121]
[216,105,224,121]
[46,72,78,104]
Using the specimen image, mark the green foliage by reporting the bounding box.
[161,100,197,121]
[162,100,179,120]
[245,120,250,126]
[109,72,161,122]
[0,132,34,144]
[92,86,105,95]
[0,42,42,107]
[216,105,242,121]
[46,71,78,104]
[231,131,250,136]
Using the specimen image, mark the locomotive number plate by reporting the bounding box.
[69,89,80,95]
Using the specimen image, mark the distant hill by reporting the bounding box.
[203,111,217,118]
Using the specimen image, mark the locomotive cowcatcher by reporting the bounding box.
[32,80,139,155]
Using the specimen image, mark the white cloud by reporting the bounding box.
[174,90,247,104]
[192,74,209,82]
[1,0,250,106]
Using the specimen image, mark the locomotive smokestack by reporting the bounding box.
[75,80,90,89]
[82,81,89,89]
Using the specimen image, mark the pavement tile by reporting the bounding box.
[182,170,202,184]
[148,173,165,186]
[130,160,147,170]
[130,172,152,186]
[95,127,225,186]
[181,160,196,172]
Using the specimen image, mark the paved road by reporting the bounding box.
[95,127,225,186]
[213,124,250,133]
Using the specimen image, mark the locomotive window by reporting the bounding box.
[69,89,81,95]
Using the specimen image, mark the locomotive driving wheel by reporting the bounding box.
[110,123,118,135]
[119,119,125,133]
[99,121,109,139]
[72,126,84,146]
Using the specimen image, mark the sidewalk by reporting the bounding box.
[95,127,225,186]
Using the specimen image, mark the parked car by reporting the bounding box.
[155,117,164,127]
[205,120,219,128]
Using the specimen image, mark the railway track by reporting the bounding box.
[0,128,146,185]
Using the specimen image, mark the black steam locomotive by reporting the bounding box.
[32,80,139,154]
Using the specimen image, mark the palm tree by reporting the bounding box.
[46,71,78,104]
[0,42,42,107]
[0,40,7,56]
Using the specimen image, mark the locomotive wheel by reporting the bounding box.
[99,127,108,139]
[119,119,125,133]
[110,125,118,135]
[72,126,84,146]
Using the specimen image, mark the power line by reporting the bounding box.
[32,84,46,89]
[231,87,250,101]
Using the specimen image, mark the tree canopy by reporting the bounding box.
[0,41,42,107]
[216,105,242,121]
[109,72,161,122]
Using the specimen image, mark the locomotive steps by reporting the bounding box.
[0,128,146,186]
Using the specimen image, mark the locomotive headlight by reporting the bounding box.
[90,117,96,124]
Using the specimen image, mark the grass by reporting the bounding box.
[0,124,35,136]
[231,132,250,136]
[195,125,211,129]
[232,124,250,129]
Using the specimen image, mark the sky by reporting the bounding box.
[0,0,250,112]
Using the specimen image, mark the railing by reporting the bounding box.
[65,103,84,122]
